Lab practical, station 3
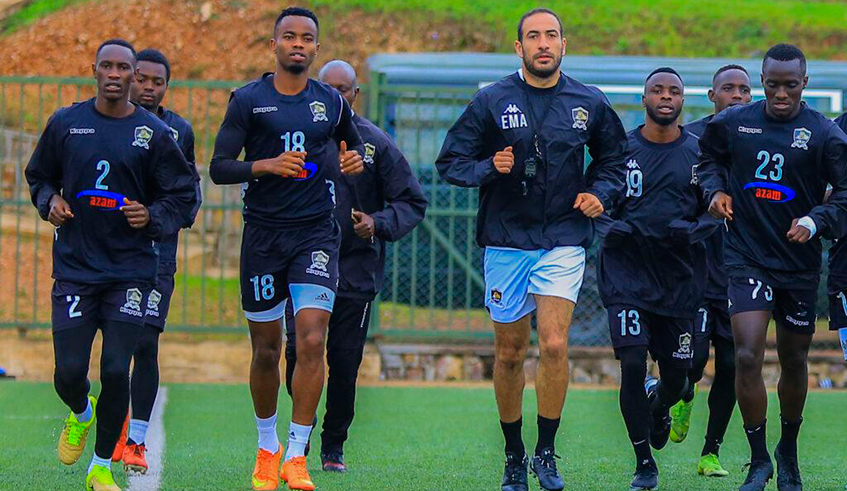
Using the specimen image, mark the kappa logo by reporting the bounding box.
[146,289,162,317]
[738,126,762,134]
[626,159,640,170]
[363,143,376,165]
[791,127,812,151]
[306,250,331,278]
[69,128,95,135]
[252,106,278,114]
[571,106,589,130]
[170,127,179,141]
[673,332,693,360]
[132,125,154,150]
[310,100,328,123]
[490,288,503,307]
[500,103,528,130]
[120,288,144,317]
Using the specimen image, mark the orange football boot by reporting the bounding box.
[281,456,316,491]
[252,444,283,491]
[122,442,148,475]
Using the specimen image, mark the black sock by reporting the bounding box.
[535,415,560,455]
[633,439,654,468]
[702,438,722,457]
[778,416,802,458]
[745,420,769,463]
[501,418,525,457]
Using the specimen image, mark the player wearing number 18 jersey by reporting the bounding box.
[209,7,363,491]
[697,45,847,491]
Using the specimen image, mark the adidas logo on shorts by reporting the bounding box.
[315,292,331,303]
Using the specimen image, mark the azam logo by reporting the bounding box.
[120,288,144,317]
[572,107,589,130]
[363,143,376,165]
[791,127,811,151]
[132,125,154,150]
[170,127,179,141]
[309,101,328,123]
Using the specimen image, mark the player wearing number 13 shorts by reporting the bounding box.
[697,44,847,491]
[209,7,363,491]
[25,39,198,491]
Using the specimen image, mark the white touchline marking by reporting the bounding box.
[127,387,168,491]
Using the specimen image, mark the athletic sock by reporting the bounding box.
[744,420,769,463]
[702,438,722,457]
[778,416,802,458]
[75,398,93,424]
[500,418,525,457]
[535,415,560,455]
[255,413,280,453]
[88,454,111,474]
[128,419,149,446]
[284,422,312,461]
[633,439,654,468]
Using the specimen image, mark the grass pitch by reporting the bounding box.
[1,382,846,490]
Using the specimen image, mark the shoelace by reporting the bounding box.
[505,459,526,481]
[133,445,146,459]
[289,458,311,481]
[537,452,561,471]
[66,418,86,446]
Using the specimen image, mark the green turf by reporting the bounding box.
[1,0,94,34]
[2,382,847,490]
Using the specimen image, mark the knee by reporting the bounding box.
[253,342,282,370]
[779,351,808,373]
[55,359,89,388]
[735,347,761,375]
[496,343,527,371]
[297,330,326,363]
[538,336,567,362]
[100,357,131,386]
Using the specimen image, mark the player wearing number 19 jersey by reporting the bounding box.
[209,7,363,491]
[25,39,198,491]
[697,45,847,491]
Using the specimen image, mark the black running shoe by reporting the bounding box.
[321,449,347,473]
[630,460,659,491]
[646,384,671,450]
[774,443,802,491]
[739,459,774,491]
[530,447,564,491]
[502,452,528,491]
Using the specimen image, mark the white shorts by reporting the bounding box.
[483,246,586,323]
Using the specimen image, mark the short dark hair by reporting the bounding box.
[275,6,319,38]
[137,48,171,82]
[712,64,749,83]
[763,43,807,74]
[96,39,136,61]
[645,66,683,85]
[517,8,563,41]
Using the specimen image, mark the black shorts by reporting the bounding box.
[828,290,847,331]
[608,305,694,367]
[52,280,152,333]
[240,218,340,322]
[144,273,175,331]
[727,274,817,334]
[696,299,733,342]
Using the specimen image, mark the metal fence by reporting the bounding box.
[0,75,842,348]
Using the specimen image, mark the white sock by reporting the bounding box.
[129,419,149,445]
[256,413,280,453]
[88,454,111,473]
[75,398,93,424]
[284,422,312,461]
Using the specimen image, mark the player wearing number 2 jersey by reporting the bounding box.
[25,39,198,491]
[209,7,363,491]
[697,45,847,491]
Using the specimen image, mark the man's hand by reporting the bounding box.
[493,146,514,174]
[252,151,306,178]
[709,191,733,220]
[340,141,364,175]
[574,193,604,218]
[121,198,150,229]
[48,194,74,227]
[352,210,375,240]
[787,218,812,244]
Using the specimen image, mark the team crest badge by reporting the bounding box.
[678,333,692,355]
[490,288,503,306]
[310,101,328,123]
[310,250,329,272]
[363,143,376,164]
[170,127,179,141]
[132,125,154,149]
[571,107,589,130]
[791,127,811,150]
[120,288,144,317]
[147,289,162,312]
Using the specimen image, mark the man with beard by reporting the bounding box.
[25,39,198,491]
[596,67,714,491]
[666,65,752,478]
[210,7,364,491]
[698,44,847,491]
[108,48,202,474]
[436,8,627,491]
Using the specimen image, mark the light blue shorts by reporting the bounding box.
[484,246,586,324]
